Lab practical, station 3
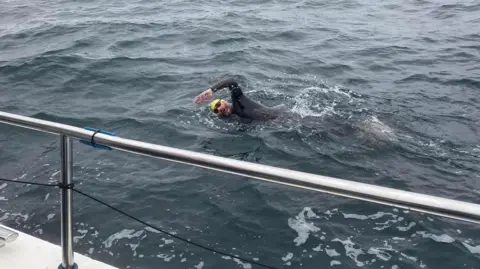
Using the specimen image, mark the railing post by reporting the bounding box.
[59,135,77,269]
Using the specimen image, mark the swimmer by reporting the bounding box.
[195,78,284,120]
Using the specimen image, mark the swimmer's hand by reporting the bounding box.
[195,88,213,104]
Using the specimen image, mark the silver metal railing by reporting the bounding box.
[59,135,74,269]
[1,110,480,268]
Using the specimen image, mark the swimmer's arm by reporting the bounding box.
[194,78,242,104]
[210,78,239,92]
[211,78,243,100]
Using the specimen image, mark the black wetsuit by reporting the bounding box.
[211,78,282,120]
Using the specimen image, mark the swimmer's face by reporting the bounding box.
[214,100,232,116]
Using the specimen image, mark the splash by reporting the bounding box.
[356,116,397,143]
[290,86,348,118]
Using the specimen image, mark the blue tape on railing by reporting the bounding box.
[79,127,116,150]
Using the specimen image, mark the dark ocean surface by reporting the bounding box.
[1,0,480,268]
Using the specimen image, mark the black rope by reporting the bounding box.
[90,129,101,147]
[73,188,281,269]
[0,177,281,269]
[58,183,75,189]
[0,177,74,189]
[0,177,58,187]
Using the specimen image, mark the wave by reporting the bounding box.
[210,37,251,46]
[395,74,480,88]
[355,45,418,58]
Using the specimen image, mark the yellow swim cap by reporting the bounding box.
[210,99,222,112]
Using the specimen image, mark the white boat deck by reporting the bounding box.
[0,224,119,269]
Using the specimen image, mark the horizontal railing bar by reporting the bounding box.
[1,111,480,224]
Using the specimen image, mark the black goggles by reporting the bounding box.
[213,101,222,114]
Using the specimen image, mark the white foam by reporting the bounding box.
[343,212,396,220]
[397,222,416,232]
[312,244,323,252]
[324,210,334,218]
[44,193,50,201]
[416,231,455,243]
[305,208,318,218]
[0,197,7,201]
[161,238,174,245]
[145,227,161,233]
[330,260,341,266]
[374,219,400,231]
[73,229,88,243]
[342,213,369,220]
[129,243,139,256]
[103,229,144,248]
[47,213,55,220]
[462,242,480,254]
[400,252,418,262]
[11,213,28,222]
[181,258,187,262]
[156,254,175,262]
[0,213,9,221]
[368,248,392,261]
[233,258,252,269]
[194,261,204,269]
[91,230,99,237]
[332,238,364,266]
[325,248,340,257]
[88,248,94,255]
[0,183,7,190]
[288,207,320,246]
[306,85,351,98]
[282,252,293,262]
